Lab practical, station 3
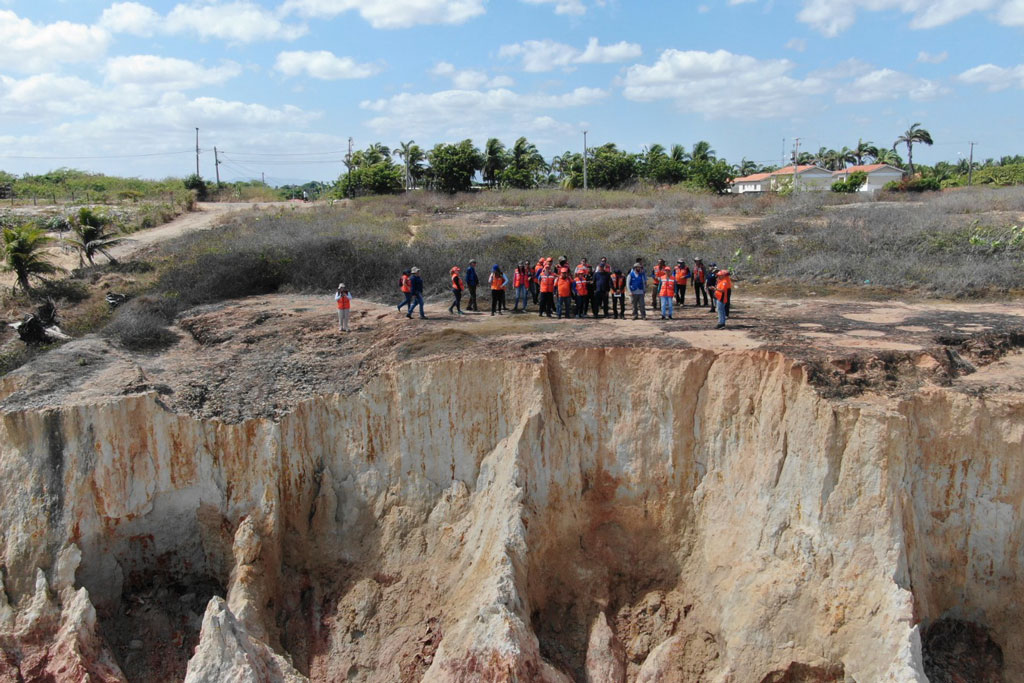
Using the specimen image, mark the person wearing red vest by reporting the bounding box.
[692,258,708,307]
[573,273,589,318]
[714,269,733,328]
[674,260,691,306]
[335,283,352,332]
[538,266,556,317]
[651,259,668,311]
[555,271,573,319]
[610,269,627,319]
[489,265,508,316]
[448,266,465,316]
[657,270,675,319]
[397,270,412,313]
[513,263,530,313]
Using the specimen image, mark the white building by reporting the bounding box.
[831,164,905,192]
[730,172,772,194]
[730,165,834,193]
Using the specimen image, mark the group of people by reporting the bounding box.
[390,256,734,329]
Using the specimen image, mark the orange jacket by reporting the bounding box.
[539,273,556,293]
[610,273,626,294]
[556,276,572,297]
[674,266,690,285]
[336,293,351,310]
[715,278,732,304]
[400,274,411,293]
[658,276,675,297]
[694,265,706,283]
[574,277,589,296]
[451,274,463,291]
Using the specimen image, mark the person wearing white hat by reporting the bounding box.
[334,283,351,332]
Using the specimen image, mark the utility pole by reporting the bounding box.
[781,138,786,168]
[195,128,200,177]
[968,141,976,186]
[214,146,221,185]
[582,130,588,191]
[346,137,354,198]
[792,137,801,192]
[261,172,265,185]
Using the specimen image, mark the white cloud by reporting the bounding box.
[916,50,948,63]
[958,63,1024,90]
[520,0,586,16]
[430,61,514,88]
[785,38,807,51]
[997,0,1024,25]
[796,0,1002,36]
[166,2,307,42]
[836,68,946,102]
[104,55,242,91]
[360,86,605,140]
[279,0,485,28]
[0,10,110,72]
[499,37,641,72]
[0,73,100,118]
[99,2,160,35]
[275,50,382,79]
[621,49,827,117]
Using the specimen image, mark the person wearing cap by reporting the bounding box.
[335,283,352,332]
[674,260,691,306]
[465,260,479,311]
[489,264,508,316]
[397,269,413,313]
[627,263,647,320]
[692,258,708,307]
[714,269,733,328]
[448,266,465,315]
[657,267,676,320]
[407,267,426,319]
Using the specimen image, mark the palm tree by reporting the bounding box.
[395,140,416,190]
[482,138,507,188]
[690,141,715,163]
[669,144,687,164]
[736,158,759,176]
[364,143,391,166]
[893,123,933,176]
[66,216,125,266]
[837,147,856,169]
[853,139,877,166]
[1,223,63,292]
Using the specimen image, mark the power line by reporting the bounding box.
[0,150,193,160]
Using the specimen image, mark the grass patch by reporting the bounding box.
[396,328,478,360]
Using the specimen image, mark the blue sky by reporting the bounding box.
[1,0,1021,184]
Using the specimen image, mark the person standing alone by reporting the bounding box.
[335,283,351,332]
[715,269,733,329]
[449,267,465,315]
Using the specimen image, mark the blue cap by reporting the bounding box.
[492,264,500,271]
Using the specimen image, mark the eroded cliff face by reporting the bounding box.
[0,348,1020,682]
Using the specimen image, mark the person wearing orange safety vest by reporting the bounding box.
[610,269,627,319]
[538,266,556,317]
[513,262,530,313]
[555,271,573,319]
[651,259,668,311]
[397,270,413,313]
[714,269,733,329]
[692,258,708,307]
[573,272,589,318]
[448,266,465,316]
[531,259,544,305]
[489,265,508,316]
[673,260,691,306]
[657,269,676,320]
[335,283,352,332]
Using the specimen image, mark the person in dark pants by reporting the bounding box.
[692,258,708,307]
[448,266,465,315]
[531,259,543,304]
[489,265,508,316]
[674,259,690,306]
[556,271,573,319]
[593,263,611,318]
[651,258,667,311]
[407,267,426,319]
[610,269,626,319]
[705,265,718,313]
[397,269,413,313]
[465,259,479,311]
[573,273,589,318]
[537,265,555,317]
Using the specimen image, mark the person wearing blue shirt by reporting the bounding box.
[628,263,647,320]
[464,259,479,311]
[407,267,426,319]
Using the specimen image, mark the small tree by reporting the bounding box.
[66,208,126,266]
[336,164,404,197]
[426,140,483,194]
[1,223,63,292]
[690,159,734,194]
[184,173,208,200]
[831,171,867,193]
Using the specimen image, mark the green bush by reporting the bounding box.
[184,174,208,200]
[337,164,404,197]
[831,171,867,193]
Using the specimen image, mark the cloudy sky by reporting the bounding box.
[1,0,1021,184]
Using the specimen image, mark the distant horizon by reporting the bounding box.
[1,1,1020,183]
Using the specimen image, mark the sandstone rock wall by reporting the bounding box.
[0,349,1019,681]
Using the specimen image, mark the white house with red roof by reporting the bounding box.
[831,163,905,192]
[730,165,834,194]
